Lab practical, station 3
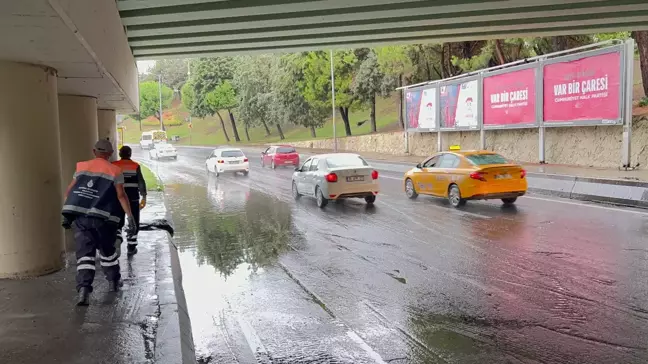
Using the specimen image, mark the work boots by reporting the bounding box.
[109,280,124,292]
[76,287,90,306]
[127,246,138,256]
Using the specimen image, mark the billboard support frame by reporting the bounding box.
[478,72,486,149]
[622,38,635,168]
[536,59,546,163]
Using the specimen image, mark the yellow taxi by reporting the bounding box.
[403,148,527,207]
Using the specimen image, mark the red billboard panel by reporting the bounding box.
[484,68,536,126]
[543,52,621,123]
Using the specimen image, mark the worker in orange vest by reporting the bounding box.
[112,146,147,256]
[62,140,136,306]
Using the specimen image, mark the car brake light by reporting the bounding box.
[371,170,379,180]
[325,173,338,183]
[244,158,248,162]
[217,160,224,164]
[469,171,486,181]
[520,169,526,179]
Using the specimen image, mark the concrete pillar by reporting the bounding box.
[97,109,117,161]
[58,95,99,191]
[58,95,99,250]
[0,62,64,278]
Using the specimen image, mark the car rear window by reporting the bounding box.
[277,147,296,154]
[466,154,509,165]
[142,135,152,140]
[325,155,369,168]
[221,150,244,157]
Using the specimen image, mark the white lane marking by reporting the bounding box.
[346,331,388,364]
[236,315,270,358]
[378,175,402,180]
[523,195,648,215]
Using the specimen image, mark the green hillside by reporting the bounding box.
[122,95,401,146]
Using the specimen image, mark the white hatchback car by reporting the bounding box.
[292,153,379,208]
[206,148,249,176]
[149,142,178,160]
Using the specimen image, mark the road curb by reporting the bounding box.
[527,173,648,208]
[146,194,197,364]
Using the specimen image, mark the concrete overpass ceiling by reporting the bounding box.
[118,0,648,59]
[0,1,138,112]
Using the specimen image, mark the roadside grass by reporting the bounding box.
[139,164,163,191]
[122,94,400,146]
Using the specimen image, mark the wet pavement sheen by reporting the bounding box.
[134,147,648,364]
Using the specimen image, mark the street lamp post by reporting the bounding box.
[330,49,337,152]
[158,74,164,130]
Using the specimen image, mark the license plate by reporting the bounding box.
[229,161,240,164]
[494,173,512,180]
[346,176,364,182]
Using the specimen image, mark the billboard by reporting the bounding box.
[484,68,536,126]
[418,87,437,129]
[405,89,422,129]
[543,52,621,123]
[440,80,478,129]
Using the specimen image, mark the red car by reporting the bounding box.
[261,145,300,169]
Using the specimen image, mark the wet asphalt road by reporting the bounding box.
[133,146,648,364]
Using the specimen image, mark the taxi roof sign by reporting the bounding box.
[449,145,461,151]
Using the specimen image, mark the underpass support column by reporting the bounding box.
[0,62,64,278]
[98,109,117,161]
[59,95,99,249]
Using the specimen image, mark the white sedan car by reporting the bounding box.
[292,153,379,208]
[149,142,178,160]
[206,148,249,176]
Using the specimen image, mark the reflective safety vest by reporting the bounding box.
[112,159,141,201]
[62,158,124,224]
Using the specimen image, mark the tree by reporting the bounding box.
[138,81,172,129]
[234,55,275,139]
[144,59,189,90]
[376,46,413,128]
[268,54,328,138]
[632,31,648,98]
[191,57,238,141]
[180,81,194,112]
[206,80,241,142]
[298,50,358,136]
[352,50,384,133]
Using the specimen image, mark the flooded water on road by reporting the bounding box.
[138,148,648,364]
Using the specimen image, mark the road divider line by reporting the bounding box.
[363,300,447,363]
[278,262,387,364]
[523,195,648,215]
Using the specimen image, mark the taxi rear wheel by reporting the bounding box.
[405,179,418,199]
[365,195,376,205]
[502,197,517,205]
[448,184,466,208]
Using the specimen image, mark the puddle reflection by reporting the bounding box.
[167,175,295,277]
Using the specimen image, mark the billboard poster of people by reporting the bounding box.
[455,80,479,128]
[439,84,458,128]
[405,89,423,129]
[440,81,478,128]
[418,87,437,129]
[543,52,621,123]
[484,68,536,126]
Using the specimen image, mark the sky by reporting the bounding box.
[137,60,156,74]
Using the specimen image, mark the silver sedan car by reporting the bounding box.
[292,153,380,208]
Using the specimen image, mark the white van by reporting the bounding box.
[140,132,154,149]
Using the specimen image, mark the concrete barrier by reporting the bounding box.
[527,173,648,208]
